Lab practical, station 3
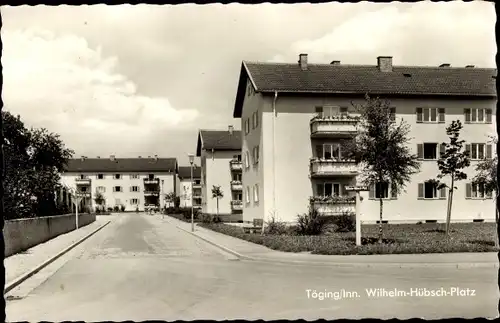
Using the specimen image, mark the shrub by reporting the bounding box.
[264,216,289,235]
[113,205,120,212]
[174,196,181,208]
[135,206,139,213]
[295,207,326,235]
[201,213,222,224]
[96,208,101,214]
[107,207,113,212]
[120,205,126,212]
[330,211,356,233]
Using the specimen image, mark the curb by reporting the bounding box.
[5,220,111,294]
[173,220,499,269]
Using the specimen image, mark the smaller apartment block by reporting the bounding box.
[60,155,178,212]
[196,126,243,220]
[232,54,497,224]
[178,166,202,209]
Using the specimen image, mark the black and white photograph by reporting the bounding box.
[1,1,498,321]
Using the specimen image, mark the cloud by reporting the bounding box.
[2,28,200,158]
[277,2,495,67]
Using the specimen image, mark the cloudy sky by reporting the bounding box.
[2,2,495,165]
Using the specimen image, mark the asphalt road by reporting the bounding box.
[6,214,499,321]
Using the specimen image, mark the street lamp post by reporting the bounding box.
[188,153,195,232]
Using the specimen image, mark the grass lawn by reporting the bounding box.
[198,222,498,255]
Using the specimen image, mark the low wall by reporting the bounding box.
[4,213,96,257]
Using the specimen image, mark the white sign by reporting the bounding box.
[345,186,369,191]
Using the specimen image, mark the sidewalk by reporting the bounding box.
[5,216,113,285]
[167,216,499,268]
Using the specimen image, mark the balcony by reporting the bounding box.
[75,178,91,184]
[192,194,202,199]
[309,196,356,215]
[230,159,243,171]
[144,190,160,196]
[309,158,359,177]
[143,178,160,185]
[231,200,243,210]
[75,191,91,198]
[231,180,243,191]
[310,115,359,138]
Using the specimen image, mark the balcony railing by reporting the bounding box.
[309,195,356,215]
[231,200,243,210]
[192,183,202,189]
[310,114,359,138]
[143,178,160,185]
[309,158,359,177]
[144,190,160,196]
[75,178,91,184]
[230,159,243,171]
[75,191,91,198]
[231,180,243,191]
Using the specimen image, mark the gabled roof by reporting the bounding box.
[196,129,242,156]
[178,166,201,179]
[63,157,178,173]
[233,60,497,117]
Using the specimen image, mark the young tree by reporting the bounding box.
[430,120,470,237]
[211,185,224,215]
[343,95,420,243]
[165,192,176,208]
[94,192,106,209]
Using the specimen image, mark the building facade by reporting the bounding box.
[61,155,178,212]
[232,54,497,224]
[178,165,202,209]
[196,127,243,219]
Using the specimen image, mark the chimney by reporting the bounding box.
[110,155,115,161]
[298,53,308,71]
[96,156,100,159]
[377,56,393,72]
[80,156,85,161]
[138,156,142,158]
[465,65,475,68]
[228,125,234,135]
[439,63,451,68]
[330,60,340,65]
[154,154,158,161]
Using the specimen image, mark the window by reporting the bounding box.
[194,179,201,184]
[245,151,250,169]
[466,143,492,160]
[245,118,250,134]
[252,146,260,164]
[148,174,155,179]
[418,181,446,199]
[113,186,122,192]
[114,174,122,180]
[131,198,139,205]
[251,111,259,129]
[416,107,445,123]
[316,143,341,159]
[253,184,259,203]
[96,186,106,193]
[79,174,88,179]
[466,182,493,199]
[232,173,242,181]
[130,174,140,179]
[97,174,104,179]
[417,143,438,160]
[245,186,250,204]
[115,199,121,205]
[316,183,341,196]
[368,182,397,199]
[236,154,242,162]
[80,186,87,192]
[235,193,243,201]
[464,108,492,124]
[131,186,140,192]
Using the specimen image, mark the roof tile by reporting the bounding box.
[64,157,177,173]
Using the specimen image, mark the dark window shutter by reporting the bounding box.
[316,145,323,158]
[486,144,492,159]
[369,184,375,199]
[464,108,471,123]
[417,144,424,159]
[465,144,471,157]
[438,108,445,123]
[465,183,472,198]
[439,143,446,158]
[416,108,423,123]
[486,109,492,123]
[439,187,447,199]
[418,183,424,198]
[316,184,324,196]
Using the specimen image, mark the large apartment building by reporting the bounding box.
[178,165,202,209]
[60,155,178,212]
[196,127,243,220]
[232,54,497,224]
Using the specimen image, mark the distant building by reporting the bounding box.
[196,126,243,219]
[178,165,202,209]
[60,155,178,212]
[232,54,497,224]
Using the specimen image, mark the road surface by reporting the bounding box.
[6,214,498,321]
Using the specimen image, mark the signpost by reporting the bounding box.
[71,190,83,230]
[345,185,369,246]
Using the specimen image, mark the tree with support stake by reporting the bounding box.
[345,186,369,246]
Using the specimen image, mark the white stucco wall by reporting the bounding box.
[258,94,496,223]
[60,172,176,211]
